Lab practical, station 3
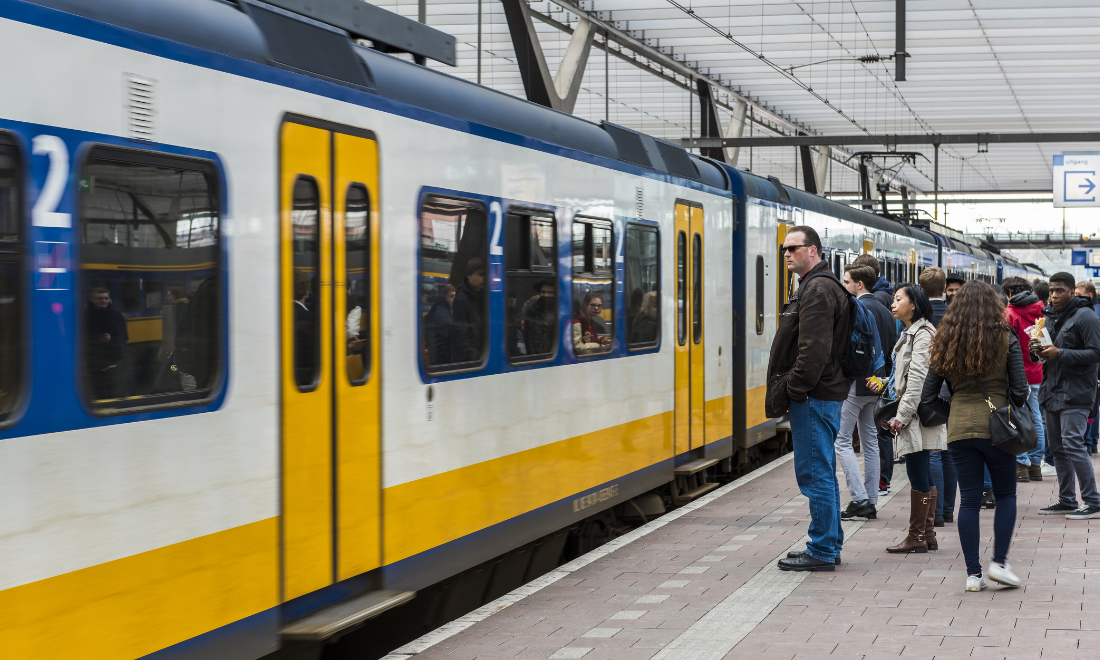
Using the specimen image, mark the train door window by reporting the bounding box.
[821,249,832,276]
[886,260,896,286]
[625,224,659,349]
[291,177,322,390]
[677,231,687,345]
[504,210,556,362]
[755,255,765,335]
[0,134,22,421]
[79,148,222,411]
[344,183,371,383]
[692,233,702,344]
[572,217,613,356]
[419,195,488,373]
[833,252,844,279]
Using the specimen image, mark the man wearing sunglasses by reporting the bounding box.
[766,226,852,571]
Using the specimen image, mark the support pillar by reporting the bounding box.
[695,80,726,163]
[723,99,747,166]
[500,0,594,113]
[813,145,830,195]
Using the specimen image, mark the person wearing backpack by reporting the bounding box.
[835,264,895,520]
[766,226,852,572]
[868,283,948,553]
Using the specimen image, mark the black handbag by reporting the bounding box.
[917,402,949,427]
[873,393,899,430]
[974,379,1038,456]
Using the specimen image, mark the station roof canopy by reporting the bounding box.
[408,0,1100,194]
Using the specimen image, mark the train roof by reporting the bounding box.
[27,0,728,191]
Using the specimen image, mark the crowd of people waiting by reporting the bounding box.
[767,224,1100,594]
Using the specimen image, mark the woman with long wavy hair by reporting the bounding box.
[922,282,1030,592]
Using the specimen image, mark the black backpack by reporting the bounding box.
[801,271,885,380]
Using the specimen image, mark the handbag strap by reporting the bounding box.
[973,378,998,413]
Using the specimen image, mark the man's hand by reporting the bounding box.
[1037,344,1060,361]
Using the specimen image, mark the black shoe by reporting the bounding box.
[942,511,954,523]
[934,514,944,527]
[786,550,841,565]
[841,500,877,520]
[778,553,836,571]
[1039,502,1080,515]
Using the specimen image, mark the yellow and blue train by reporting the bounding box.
[0,1,1042,659]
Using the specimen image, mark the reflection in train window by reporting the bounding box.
[145,280,163,312]
[291,177,320,390]
[344,183,371,385]
[505,210,556,363]
[755,256,765,335]
[625,224,660,349]
[0,135,22,421]
[79,148,221,412]
[572,217,613,357]
[692,233,702,344]
[419,195,488,374]
[677,231,687,345]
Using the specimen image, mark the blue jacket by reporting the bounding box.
[871,276,894,311]
[855,293,897,397]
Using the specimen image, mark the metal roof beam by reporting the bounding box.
[683,132,1100,149]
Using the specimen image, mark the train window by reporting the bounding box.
[505,210,556,363]
[344,183,370,384]
[833,252,844,279]
[692,233,702,344]
[677,231,687,345]
[0,135,22,422]
[291,177,321,390]
[886,260,896,286]
[79,148,222,412]
[755,255,765,335]
[625,224,659,350]
[419,195,488,374]
[145,280,163,312]
[119,279,141,312]
[572,217,613,357]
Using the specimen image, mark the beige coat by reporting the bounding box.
[891,318,948,456]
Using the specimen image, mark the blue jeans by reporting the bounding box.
[905,450,932,491]
[790,397,844,563]
[949,438,1017,576]
[930,450,956,516]
[1017,384,1047,466]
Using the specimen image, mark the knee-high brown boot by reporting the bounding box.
[925,486,939,551]
[887,490,930,553]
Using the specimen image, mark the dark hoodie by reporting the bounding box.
[1005,290,1044,384]
[871,275,893,311]
[1039,297,1100,412]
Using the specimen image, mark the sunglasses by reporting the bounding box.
[781,244,811,254]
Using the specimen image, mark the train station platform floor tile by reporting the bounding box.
[385,452,1100,660]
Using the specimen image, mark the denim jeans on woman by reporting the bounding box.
[789,397,844,563]
[949,437,1017,576]
[1017,384,1047,466]
[929,450,957,516]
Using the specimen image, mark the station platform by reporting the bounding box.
[383,451,1100,660]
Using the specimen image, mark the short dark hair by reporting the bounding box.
[918,266,946,298]
[844,264,877,291]
[1033,280,1049,302]
[466,257,487,277]
[896,283,933,323]
[1001,276,1031,298]
[787,225,823,260]
[1050,272,1075,290]
[851,254,880,276]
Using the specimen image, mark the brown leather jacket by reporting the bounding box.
[765,260,852,416]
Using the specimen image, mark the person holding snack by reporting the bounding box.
[1003,277,1047,482]
[1034,273,1100,519]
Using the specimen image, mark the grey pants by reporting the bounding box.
[1046,408,1100,508]
[834,384,881,504]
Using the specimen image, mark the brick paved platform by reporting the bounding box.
[385,452,1100,660]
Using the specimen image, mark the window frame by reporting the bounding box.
[755,255,765,335]
[343,181,372,386]
[0,131,26,427]
[677,230,687,346]
[691,231,702,345]
[290,174,323,393]
[504,207,558,365]
[417,193,490,376]
[571,215,615,358]
[624,222,661,352]
[76,144,225,415]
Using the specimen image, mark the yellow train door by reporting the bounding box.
[280,119,381,601]
[674,201,705,453]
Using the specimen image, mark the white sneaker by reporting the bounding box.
[1041,461,1057,477]
[965,573,988,592]
[987,562,1022,588]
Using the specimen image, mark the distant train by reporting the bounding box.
[0,1,1043,659]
